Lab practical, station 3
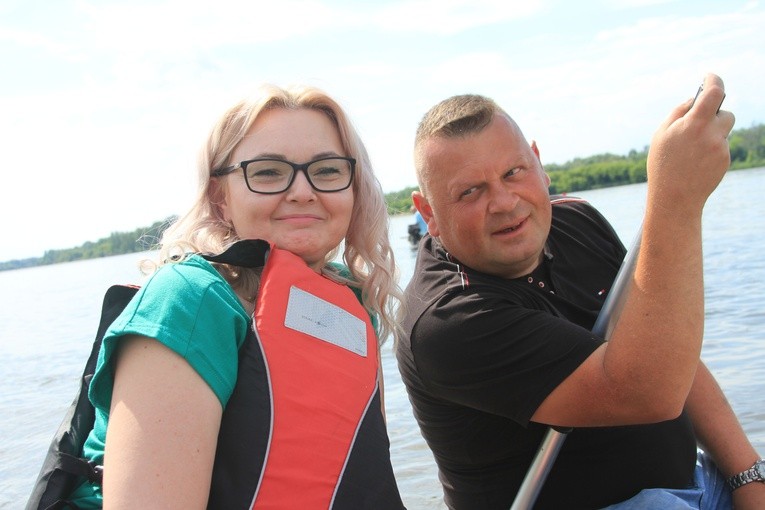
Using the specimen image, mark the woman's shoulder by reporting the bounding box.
[140,254,245,313]
[149,254,225,287]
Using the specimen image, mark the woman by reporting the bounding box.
[67,85,405,509]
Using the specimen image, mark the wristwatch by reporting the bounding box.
[727,459,765,490]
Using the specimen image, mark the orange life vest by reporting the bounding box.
[207,242,404,509]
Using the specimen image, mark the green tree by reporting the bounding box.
[3,123,763,271]
[384,186,420,215]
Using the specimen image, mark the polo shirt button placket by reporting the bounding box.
[528,275,555,294]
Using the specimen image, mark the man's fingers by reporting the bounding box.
[718,109,736,137]
[688,73,726,118]
[660,101,692,130]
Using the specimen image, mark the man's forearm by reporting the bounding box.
[686,362,758,473]
[597,74,733,419]
[685,362,764,508]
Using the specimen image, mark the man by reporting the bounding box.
[396,74,764,509]
[415,209,428,236]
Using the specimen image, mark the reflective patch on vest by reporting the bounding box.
[285,285,368,356]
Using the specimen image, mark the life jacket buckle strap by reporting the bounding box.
[89,463,104,484]
[57,453,103,485]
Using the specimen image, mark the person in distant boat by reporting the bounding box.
[414,209,427,235]
[408,205,429,245]
[396,73,764,509]
[64,85,406,509]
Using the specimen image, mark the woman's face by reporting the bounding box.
[218,108,354,271]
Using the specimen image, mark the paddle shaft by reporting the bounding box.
[509,227,643,510]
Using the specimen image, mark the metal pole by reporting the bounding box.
[509,228,642,510]
[509,428,569,510]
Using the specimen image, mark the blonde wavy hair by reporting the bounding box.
[156,84,402,343]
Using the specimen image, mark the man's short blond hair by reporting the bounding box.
[414,94,505,195]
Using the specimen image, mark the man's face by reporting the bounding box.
[414,114,552,279]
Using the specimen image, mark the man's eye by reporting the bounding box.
[504,167,522,178]
[459,187,477,199]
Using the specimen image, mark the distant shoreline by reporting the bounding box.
[3,164,763,272]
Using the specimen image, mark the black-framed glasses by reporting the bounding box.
[211,156,356,194]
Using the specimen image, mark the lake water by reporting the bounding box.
[1,167,763,509]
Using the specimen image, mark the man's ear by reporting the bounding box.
[531,140,541,160]
[531,140,551,186]
[412,190,439,237]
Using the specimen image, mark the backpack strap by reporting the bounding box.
[57,453,103,484]
[25,284,139,510]
[27,240,270,510]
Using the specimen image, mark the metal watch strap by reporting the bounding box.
[727,459,765,490]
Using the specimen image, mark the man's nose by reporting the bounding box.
[486,185,519,213]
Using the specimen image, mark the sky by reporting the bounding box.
[1,0,763,261]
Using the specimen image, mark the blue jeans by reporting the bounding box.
[601,450,732,509]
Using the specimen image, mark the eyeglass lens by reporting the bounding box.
[244,158,352,193]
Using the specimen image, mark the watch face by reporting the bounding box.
[756,461,765,478]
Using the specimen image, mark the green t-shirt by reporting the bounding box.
[69,255,250,507]
[68,255,374,507]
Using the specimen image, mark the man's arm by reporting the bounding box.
[532,73,736,427]
[686,362,765,510]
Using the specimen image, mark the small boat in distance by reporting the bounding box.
[407,223,423,247]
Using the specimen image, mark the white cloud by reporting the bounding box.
[74,0,345,51]
[602,0,679,8]
[374,0,546,34]
[1,0,763,261]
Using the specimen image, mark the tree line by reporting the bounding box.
[545,122,764,194]
[2,123,763,271]
[0,219,174,272]
[386,123,764,211]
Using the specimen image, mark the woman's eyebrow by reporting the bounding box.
[241,150,343,161]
